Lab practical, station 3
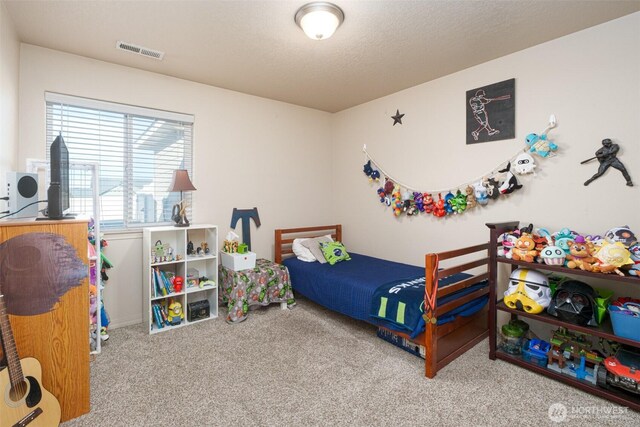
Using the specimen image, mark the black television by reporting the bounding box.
[46,133,71,220]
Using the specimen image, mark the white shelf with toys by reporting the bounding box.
[143,224,219,334]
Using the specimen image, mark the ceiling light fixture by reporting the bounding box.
[295,2,344,41]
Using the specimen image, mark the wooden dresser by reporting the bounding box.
[0,219,90,421]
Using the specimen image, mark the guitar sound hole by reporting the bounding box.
[8,380,28,402]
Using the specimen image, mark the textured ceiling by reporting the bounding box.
[4,1,639,112]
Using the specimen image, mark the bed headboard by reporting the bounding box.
[274,224,342,264]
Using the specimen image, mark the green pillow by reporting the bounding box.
[320,241,351,265]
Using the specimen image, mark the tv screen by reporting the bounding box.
[47,133,70,219]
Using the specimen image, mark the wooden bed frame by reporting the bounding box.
[274,224,490,378]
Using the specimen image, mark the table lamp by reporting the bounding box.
[168,169,196,227]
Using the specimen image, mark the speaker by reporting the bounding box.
[6,172,39,218]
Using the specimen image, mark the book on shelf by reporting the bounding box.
[152,303,164,329]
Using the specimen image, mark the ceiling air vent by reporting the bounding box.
[116,41,164,60]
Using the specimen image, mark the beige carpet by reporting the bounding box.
[63,298,639,426]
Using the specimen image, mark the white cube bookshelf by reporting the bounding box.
[143,224,218,334]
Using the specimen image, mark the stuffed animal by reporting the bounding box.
[363,160,374,178]
[626,243,640,276]
[465,185,477,209]
[553,228,577,255]
[376,187,386,203]
[497,232,518,259]
[498,162,523,194]
[370,170,380,182]
[513,152,536,175]
[443,192,455,214]
[392,187,403,217]
[593,241,633,276]
[512,233,538,263]
[423,193,435,214]
[451,190,467,214]
[401,189,412,213]
[413,192,424,212]
[484,177,501,199]
[526,132,558,157]
[384,180,394,195]
[565,236,598,271]
[433,194,446,217]
[473,181,488,205]
[604,226,637,248]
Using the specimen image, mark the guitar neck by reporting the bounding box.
[0,294,25,387]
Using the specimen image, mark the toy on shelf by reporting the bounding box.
[565,236,597,271]
[596,347,640,395]
[187,241,195,256]
[167,301,184,326]
[511,233,537,263]
[173,276,184,293]
[593,241,633,276]
[151,240,174,263]
[499,319,530,355]
[522,339,551,367]
[627,243,640,276]
[504,268,551,314]
[540,244,566,266]
[547,280,598,326]
[604,226,637,247]
[546,327,603,385]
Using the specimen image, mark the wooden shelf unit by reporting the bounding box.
[486,221,640,412]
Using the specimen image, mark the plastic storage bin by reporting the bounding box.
[609,303,640,342]
[522,339,551,367]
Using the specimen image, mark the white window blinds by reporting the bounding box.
[45,93,194,230]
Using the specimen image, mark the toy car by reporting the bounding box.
[596,347,640,395]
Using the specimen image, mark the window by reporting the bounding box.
[45,93,194,230]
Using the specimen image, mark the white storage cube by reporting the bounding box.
[220,251,256,271]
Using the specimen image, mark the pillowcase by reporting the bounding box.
[320,241,351,266]
[301,235,333,264]
[292,238,316,262]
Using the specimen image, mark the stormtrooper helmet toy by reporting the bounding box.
[504,268,551,314]
[547,280,598,326]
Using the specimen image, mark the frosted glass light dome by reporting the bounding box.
[295,2,344,41]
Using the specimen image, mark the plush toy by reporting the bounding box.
[423,193,435,214]
[484,177,501,199]
[363,160,374,178]
[526,133,558,157]
[593,241,633,276]
[451,190,467,214]
[370,170,380,182]
[604,226,637,248]
[565,236,598,271]
[498,162,523,194]
[433,194,446,217]
[376,187,386,203]
[512,233,538,263]
[473,181,488,205]
[384,180,394,195]
[413,192,424,212]
[553,228,577,255]
[392,187,403,217]
[626,243,640,276]
[401,189,412,213]
[513,152,536,175]
[497,232,518,259]
[465,185,477,209]
[540,244,566,266]
[443,192,455,214]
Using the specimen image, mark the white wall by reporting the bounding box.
[0,1,19,190]
[18,45,333,327]
[331,13,640,267]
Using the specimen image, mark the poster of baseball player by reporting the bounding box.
[466,78,515,144]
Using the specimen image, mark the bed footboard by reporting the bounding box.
[424,242,490,378]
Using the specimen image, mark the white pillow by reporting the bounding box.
[292,238,316,262]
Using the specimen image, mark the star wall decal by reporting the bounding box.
[391,109,405,126]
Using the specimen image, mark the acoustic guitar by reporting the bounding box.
[0,293,61,427]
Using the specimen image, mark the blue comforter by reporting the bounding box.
[283,253,487,335]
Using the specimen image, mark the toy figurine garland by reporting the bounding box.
[363,115,558,218]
